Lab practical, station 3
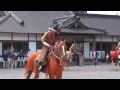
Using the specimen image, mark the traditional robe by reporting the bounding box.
[39,31,56,61]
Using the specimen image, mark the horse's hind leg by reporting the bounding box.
[25,70,32,79]
[112,60,114,70]
[56,73,62,79]
[33,65,39,79]
[55,70,62,79]
[49,72,55,79]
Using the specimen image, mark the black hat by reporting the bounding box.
[52,24,61,32]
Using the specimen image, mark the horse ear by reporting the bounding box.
[64,39,66,43]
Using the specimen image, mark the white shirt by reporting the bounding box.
[27,51,32,57]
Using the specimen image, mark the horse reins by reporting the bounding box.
[50,48,60,60]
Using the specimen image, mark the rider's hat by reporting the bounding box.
[49,28,56,32]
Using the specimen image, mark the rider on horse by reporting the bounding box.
[36,27,58,73]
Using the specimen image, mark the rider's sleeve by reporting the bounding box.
[41,32,50,47]
[42,42,50,47]
[41,32,48,42]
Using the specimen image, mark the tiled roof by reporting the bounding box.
[0,11,72,34]
[61,28,106,35]
[78,14,120,35]
[56,15,107,35]
[0,11,120,35]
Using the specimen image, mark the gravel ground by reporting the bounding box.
[0,64,120,79]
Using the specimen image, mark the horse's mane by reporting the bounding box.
[51,41,66,60]
[56,41,66,56]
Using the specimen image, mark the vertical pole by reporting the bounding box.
[101,35,102,61]
[112,36,113,51]
[93,36,96,50]
[28,33,29,50]
[11,33,13,50]
[36,33,37,52]
[89,37,90,59]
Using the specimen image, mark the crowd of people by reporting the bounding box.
[68,44,85,67]
[2,48,32,69]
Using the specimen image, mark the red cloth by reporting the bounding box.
[111,50,118,60]
[50,33,56,46]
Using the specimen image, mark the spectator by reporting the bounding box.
[3,50,8,68]
[27,49,32,59]
[106,53,109,62]
[92,49,99,67]
[20,49,25,67]
[79,53,85,66]
[8,47,14,69]
[73,49,79,67]
[12,50,18,69]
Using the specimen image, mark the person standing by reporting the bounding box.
[79,53,85,66]
[20,49,25,67]
[106,53,109,62]
[3,50,8,68]
[92,49,99,67]
[73,49,79,67]
[27,49,32,58]
[12,50,18,69]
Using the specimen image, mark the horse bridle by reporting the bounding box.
[50,48,60,60]
[50,45,66,60]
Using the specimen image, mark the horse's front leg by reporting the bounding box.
[25,70,32,79]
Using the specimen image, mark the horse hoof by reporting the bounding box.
[112,68,115,71]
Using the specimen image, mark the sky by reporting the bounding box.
[87,11,120,15]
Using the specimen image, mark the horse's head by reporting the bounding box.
[56,40,67,62]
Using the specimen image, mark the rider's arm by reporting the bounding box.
[41,32,50,47]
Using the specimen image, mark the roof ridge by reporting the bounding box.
[0,13,11,24]
[8,11,24,25]
[88,27,108,34]
[77,13,120,19]
[0,11,24,26]
[67,11,74,15]
[53,15,74,22]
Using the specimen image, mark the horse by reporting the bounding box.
[45,40,67,79]
[110,50,119,70]
[24,40,68,79]
[24,52,42,79]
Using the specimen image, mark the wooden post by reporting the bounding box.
[112,36,114,51]
[89,37,90,59]
[36,33,37,52]
[93,36,96,50]
[101,35,102,61]
[11,32,13,49]
[28,33,29,50]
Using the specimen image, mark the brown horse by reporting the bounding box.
[24,52,42,79]
[46,40,67,79]
[24,40,68,79]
